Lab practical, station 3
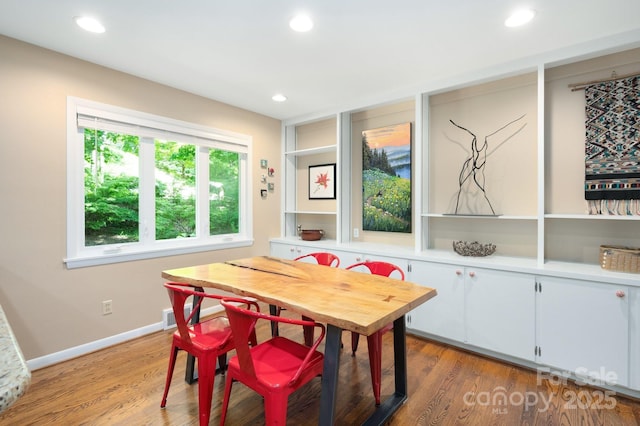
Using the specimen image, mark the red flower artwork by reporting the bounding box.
[309,164,335,199]
[315,172,330,189]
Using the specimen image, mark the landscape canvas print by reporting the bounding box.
[362,122,412,233]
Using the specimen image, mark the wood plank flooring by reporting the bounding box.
[2,305,639,425]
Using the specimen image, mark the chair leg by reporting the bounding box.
[197,354,216,426]
[249,329,258,347]
[269,304,280,337]
[160,345,179,407]
[217,353,228,374]
[351,332,360,356]
[220,373,234,425]
[264,393,289,426]
[367,332,383,406]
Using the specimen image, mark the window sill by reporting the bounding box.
[64,238,254,269]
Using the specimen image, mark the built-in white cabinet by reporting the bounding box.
[270,241,308,259]
[405,261,465,342]
[464,267,535,361]
[536,276,630,388]
[269,240,640,397]
[406,262,534,361]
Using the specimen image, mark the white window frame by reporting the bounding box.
[65,97,253,269]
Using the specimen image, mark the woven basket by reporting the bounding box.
[599,245,640,273]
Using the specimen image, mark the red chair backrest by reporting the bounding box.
[221,298,326,386]
[294,252,340,267]
[220,298,261,379]
[164,282,220,345]
[345,261,405,280]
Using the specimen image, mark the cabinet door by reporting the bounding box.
[537,277,629,387]
[465,268,535,361]
[630,287,639,390]
[269,242,314,259]
[406,261,465,342]
[331,250,365,269]
[270,242,296,259]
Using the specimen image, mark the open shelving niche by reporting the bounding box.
[282,117,339,242]
[279,42,640,285]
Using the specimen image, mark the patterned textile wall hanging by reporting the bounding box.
[585,75,640,215]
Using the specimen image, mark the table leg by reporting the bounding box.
[318,324,342,425]
[318,319,407,425]
[361,316,408,426]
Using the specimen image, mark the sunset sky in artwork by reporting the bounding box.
[362,122,411,149]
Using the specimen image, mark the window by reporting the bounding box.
[66,97,253,268]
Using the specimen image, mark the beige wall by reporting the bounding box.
[0,36,281,361]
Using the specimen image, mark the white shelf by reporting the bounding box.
[545,214,640,221]
[423,213,538,220]
[284,145,337,157]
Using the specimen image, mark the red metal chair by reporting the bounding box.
[160,282,256,426]
[219,297,326,425]
[293,251,340,267]
[272,252,340,345]
[345,261,405,406]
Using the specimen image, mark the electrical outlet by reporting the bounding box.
[102,300,113,315]
[353,228,359,238]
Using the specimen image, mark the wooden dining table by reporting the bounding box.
[161,255,437,425]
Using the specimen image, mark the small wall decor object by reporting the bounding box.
[260,189,267,198]
[453,240,496,257]
[260,159,268,168]
[260,174,267,183]
[268,167,275,177]
[268,182,275,191]
[362,122,412,233]
[308,163,336,199]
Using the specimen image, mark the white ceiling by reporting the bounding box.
[1,1,640,122]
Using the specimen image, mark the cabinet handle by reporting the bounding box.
[289,247,294,252]
[616,290,625,298]
[468,271,476,278]
[455,270,463,276]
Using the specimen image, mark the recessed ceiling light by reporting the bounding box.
[504,9,536,27]
[272,94,288,102]
[289,14,313,32]
[75,16,105,33]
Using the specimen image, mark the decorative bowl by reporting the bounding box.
[300,229,324,241]
[453,240,496,257]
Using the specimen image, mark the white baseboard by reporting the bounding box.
[26,305,224,371]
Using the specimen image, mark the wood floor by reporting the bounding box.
[2,305,639,425]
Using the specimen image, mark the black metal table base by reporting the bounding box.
[319,316,408,425]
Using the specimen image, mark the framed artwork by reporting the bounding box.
[308,163,336,199]
[362,122,412,233]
